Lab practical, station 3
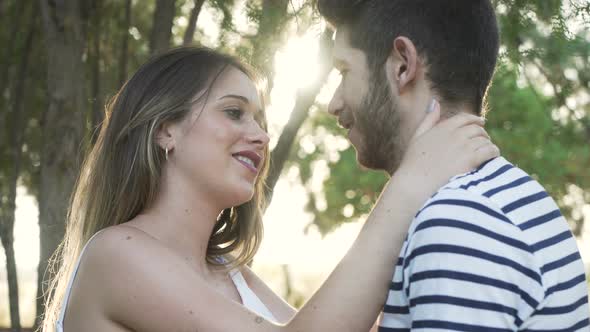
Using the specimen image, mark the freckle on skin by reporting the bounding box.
[189,310,194,315]
[126,236,132,240]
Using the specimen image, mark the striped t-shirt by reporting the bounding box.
[379,157,590,331]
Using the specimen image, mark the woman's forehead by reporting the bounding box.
[209,67,261,108]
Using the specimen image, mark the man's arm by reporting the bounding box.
[402,188,545,330]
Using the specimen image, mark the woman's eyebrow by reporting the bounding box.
[218,94,250,103]
[219,94,263,114]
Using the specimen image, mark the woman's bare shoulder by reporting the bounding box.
[77,225,205,331]
[81,225,168,280]
[74,226,283,331]
[85,224,161,259]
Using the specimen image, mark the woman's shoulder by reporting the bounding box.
[78,224,171,292]
[80,225,163,276]
[63,225,168,330]
[77,225,215,331]
[82,224,191,292]
[86,224,159,257]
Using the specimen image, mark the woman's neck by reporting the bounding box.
[133,168,226,274]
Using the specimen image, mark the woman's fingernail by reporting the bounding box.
[426,99,436,113]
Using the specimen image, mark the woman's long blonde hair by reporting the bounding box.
[41,47,270,331]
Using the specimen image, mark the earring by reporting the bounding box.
[165,147,169,161]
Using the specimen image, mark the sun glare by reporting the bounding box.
[266,31,324,146]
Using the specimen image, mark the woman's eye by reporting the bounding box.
[225,108,243,120]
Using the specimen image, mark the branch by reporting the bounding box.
[264,29,334,207]
[530,60,590,139]
[118,0,132,85]
[0,0,27,132]
[183,0,205,46]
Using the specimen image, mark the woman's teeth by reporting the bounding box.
[235,155,255,168]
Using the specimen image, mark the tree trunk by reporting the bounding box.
[90,0,103,141]
[149,0,177,55]
[118,0,132,86]
[0,2,38,330]
[0,0,27,137]
[35,0,87,328]
[264,29,333,205]
[183,0,205,46]
[251,0,289,95]
[1,238,20,331]
[0,0,6,19]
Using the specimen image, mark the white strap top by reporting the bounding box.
[56,230,276,331]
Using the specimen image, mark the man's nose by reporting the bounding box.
[328,84,344,117]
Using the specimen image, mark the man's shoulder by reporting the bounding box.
[443,157,530,196]
[407,157,536,251]
[440,157,553,210]
[414,173,513,229]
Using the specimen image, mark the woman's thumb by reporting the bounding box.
[412,99,440,138]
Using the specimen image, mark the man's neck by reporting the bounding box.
[439,101,479,119]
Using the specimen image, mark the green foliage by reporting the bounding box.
[289,109,388,235]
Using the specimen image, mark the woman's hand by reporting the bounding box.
[395,99,499,202]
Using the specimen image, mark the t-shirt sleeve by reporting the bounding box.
[402,188,545,330]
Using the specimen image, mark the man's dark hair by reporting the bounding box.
[317,0,500,115]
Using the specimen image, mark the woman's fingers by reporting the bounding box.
[440,112,485,130]
[458,124,491,140]
[472,143,501,166]
[467,136,494,151]
[412,99,441,139]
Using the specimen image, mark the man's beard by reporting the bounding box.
[354,70,404,174]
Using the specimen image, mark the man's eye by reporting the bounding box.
[225,108,243,120]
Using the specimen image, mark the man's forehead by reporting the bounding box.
[333,29,367,68]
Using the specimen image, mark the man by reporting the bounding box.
[317,0,590,331]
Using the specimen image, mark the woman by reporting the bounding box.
[42,47,498,331]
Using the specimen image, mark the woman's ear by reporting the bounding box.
[155,121,176,151]
[387,36,419,93]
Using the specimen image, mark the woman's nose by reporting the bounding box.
[247,123,270,148]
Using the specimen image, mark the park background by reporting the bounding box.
[0,0,589,329]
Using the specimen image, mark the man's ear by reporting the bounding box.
[387,36,419,93]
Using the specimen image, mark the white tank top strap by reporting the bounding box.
[56,229,107,331]
[228,268,277,322]
[215,256,277,322]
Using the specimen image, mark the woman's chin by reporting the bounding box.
[225,187,255,207]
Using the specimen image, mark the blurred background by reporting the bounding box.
[0,0,589,329]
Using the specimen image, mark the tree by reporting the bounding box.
[150,0,177,55]
[265,28,334,205]
[0,0,44,329]
[0,3,38,329]
[35,0,88,327]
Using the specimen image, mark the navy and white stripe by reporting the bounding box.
[379,157,590,331]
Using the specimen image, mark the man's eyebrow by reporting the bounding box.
[218,94,250,103]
